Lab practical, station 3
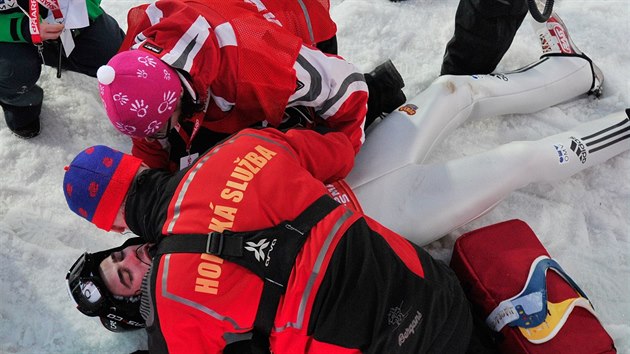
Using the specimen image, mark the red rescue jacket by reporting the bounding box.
[126,129,472,353]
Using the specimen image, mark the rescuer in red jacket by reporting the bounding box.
[95,0,405,172]
[63,127,474,353]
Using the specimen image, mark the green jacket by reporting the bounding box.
[0,0,104,42]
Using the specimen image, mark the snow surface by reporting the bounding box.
[0,0,628,352]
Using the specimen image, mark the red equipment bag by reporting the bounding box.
[450,219,616,353]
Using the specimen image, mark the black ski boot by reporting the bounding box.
[364,60,406,128]
[2,101,42,139]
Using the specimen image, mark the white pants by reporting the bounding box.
[347,55,630,245]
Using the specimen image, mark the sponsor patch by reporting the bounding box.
[489,73,508,81]
[142,42,163,54]
[550,22,572,53]
[387,303,407,327]
[245,239,270,262]
[398,104,418,116]
[553,143,569,164]
[398,310,423,346]
[244,238,278,267]
[569,136,588,164]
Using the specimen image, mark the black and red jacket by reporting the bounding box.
[125,128,472,353]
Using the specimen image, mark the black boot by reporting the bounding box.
[2,101,42,139]
[364,60,406,128]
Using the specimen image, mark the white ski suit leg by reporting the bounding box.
[347,55,594,189]
[348,54,627,245]
[353,110,629,245]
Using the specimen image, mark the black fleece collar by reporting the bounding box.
[124,169,182,244]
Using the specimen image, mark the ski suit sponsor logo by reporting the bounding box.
[398,104,418,116]
[142,42,163,54]
[489,73,508,81]
[398,310,423,346]
[553,143,569,164]
[569,136,587,164]
[550,22,572,54]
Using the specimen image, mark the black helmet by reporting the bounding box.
[66,237,147,332]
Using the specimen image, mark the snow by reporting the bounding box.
[0,0,628,352]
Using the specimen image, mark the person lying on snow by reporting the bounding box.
[63,127,476,353]
[63,8,628,354]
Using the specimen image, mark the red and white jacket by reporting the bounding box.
[123,0,368,171]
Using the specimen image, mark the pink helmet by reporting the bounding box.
[97,50,183,138]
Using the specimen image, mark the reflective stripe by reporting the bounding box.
[275,208,354,332]
[166,146,218,233]
[296,0,315,44]
[235,132,297,159]
[167,132,296,232]
[160,254,247,330]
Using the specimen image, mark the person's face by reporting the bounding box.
[99,243,152,297]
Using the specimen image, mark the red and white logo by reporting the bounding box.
[550,22,573,54]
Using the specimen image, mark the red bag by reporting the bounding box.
[450,219,616,353]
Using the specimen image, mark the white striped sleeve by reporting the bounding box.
[289,45,368,120]
[288,45,368,151]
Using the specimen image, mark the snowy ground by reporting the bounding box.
[0,0,628,352]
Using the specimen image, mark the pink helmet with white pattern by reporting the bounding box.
[96,50,183,138]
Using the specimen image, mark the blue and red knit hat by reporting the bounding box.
[63,146,142,231]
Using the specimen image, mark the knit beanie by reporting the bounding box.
[63,145,143,231]
[96,50,183,138]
